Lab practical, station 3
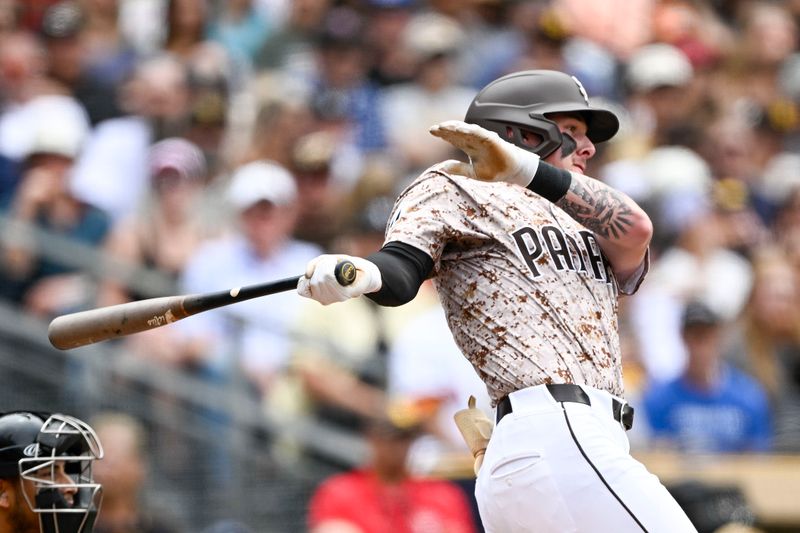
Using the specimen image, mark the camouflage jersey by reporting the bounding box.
[384,162,649,403]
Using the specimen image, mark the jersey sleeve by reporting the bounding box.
[384,169,486,269]
[616,247,650,296]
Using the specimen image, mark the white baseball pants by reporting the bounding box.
[475,384,698,532]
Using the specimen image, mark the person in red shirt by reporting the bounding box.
[307,411,478,533]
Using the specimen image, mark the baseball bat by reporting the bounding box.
[47,260,358,350]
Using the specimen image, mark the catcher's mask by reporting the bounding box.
[0,411,104,533]
[464,69,619,158]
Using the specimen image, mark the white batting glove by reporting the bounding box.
[297,255,382,305]
[430,120,540,187]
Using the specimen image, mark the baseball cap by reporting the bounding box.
[626,43,693,92]
[759,152,800,203]
[403,13,465,59]
[291,131,336,175]
[21,95,90,160]
[149,138,207,181]
[40,1,84,40]
[681,300,721,329]
[364,396,431,439]
[227,160,297,210]
[316,7,364,48]
[644,145,712,196]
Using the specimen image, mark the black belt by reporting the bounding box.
[496,383,634,431]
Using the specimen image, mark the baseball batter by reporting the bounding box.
[298,70,697,532]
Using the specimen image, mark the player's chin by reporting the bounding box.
[570,165,586,174]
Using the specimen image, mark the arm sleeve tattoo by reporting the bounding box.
[555,176,635,240]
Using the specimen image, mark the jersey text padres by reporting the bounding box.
[385,162,648,403]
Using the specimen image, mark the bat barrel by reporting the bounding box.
[47,296,188,350]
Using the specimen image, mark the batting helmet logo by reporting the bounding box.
[571,76,589,105]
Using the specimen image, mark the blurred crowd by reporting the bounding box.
[2,0,800,530]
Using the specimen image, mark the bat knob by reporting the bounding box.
[334,260,357,286]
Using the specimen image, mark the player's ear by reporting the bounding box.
[0,479,11,508]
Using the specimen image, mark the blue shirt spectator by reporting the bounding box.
[642,300,773,453]
[644,364,772,453]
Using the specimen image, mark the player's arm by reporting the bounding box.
[430,120,651,278]
[554,172,651,278]
[297,242,433,306]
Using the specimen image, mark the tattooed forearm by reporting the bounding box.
[555,175,635,240]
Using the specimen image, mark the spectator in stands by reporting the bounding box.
[643,300,773,453]
[91,411,185,533]
[773,186,800,282]
[255,0,331,76]
[75,0,139,125]
[307,7,387,153]
[387,300,492,475]
[711,2,797,112]
[0,32,69,161]
[37,0,135,127]
[287,129,359,248]
[207,0,272,69]
[0,99,110,317]
[727,246,800,452]
[69,53,193,221]
[362,0,416,87]
[96,137,211,308]
[170,159,321,395]
[380,12,474,173]
[182,45,236,177]
[270,194,421,462]
[243,84,314,170]
[698,114,782,231]
[37,2,86,97]
[163,0,245,114]
[0,92,90,209]
[623,42,703,149]
[307,408,478,533]
[163,0,209,60]
[628,190,754,383]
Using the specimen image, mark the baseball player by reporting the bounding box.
[298,70,697,532]
[0,411,104,533]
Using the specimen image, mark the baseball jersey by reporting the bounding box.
[385,162,648,403]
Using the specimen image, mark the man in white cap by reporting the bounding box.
[169,159,322,395]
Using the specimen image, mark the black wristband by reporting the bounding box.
[526,161,572,202]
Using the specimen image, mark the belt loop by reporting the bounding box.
[612,398,634,431]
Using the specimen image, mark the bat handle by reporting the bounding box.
[334,260,358,286]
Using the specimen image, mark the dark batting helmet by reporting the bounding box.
[464,70,620,158]
[0,411,104,533]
